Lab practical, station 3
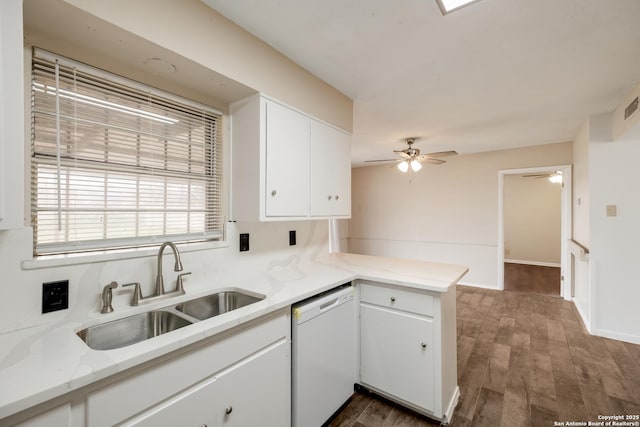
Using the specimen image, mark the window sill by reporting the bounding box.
[21,240,230,270]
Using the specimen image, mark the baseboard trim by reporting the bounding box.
[592,328,640,345]
[443,386,460,425]
[572,298,592,334]
[505,259,561,268]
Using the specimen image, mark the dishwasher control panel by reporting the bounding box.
[292,285,354,325]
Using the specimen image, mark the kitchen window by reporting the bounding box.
[30,49,223,256]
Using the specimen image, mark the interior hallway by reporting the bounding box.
[328,285,640,427]
[503,262,561,297]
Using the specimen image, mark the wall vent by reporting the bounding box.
[624,97,638,120]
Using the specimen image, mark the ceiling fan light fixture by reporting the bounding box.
[548,171,563,184]
[397,160,409,173]
[410,159,422,172]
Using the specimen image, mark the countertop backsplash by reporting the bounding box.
[0,220,329,336]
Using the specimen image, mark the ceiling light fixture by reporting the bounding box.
[548,171,563,184]
[397,160,410,173]
[436,0,481,15]
[397,159,424,173]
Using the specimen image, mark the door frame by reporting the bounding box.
[497,165,572,299]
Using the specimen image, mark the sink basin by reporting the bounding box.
[175,290,265,320]
[77,310,192,350]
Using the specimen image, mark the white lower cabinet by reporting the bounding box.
[123,379,217,427]
[87,309,291,427]
[4,309,290,427]
[358,281,459,424]
[360,304,435,411]
[216,342,289,426]
[10,404,72,427]
[124,341,289,427]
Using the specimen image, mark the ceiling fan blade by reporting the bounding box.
[424,158,446,165]
[415,154,446,164]
[393,150,411,159]
[424,150,458,158]
[364,159,398,163]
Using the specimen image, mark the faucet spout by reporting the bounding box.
[155,242,183,296]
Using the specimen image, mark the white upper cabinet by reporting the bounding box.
[309,121,351,217]
[231,94,351,221]
[264,100,310,217]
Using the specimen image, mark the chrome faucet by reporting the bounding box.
[122,242,190,306]
[155,241,183,296]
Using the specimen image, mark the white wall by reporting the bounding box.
[63,0,353,132]
[571,119,591,330]
[504,174,561,265]
[572,120,590,247]
[588,113,640,344]
[348,142,573,288]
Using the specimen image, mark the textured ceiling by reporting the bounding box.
[203,0,640,166]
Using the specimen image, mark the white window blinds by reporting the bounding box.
[31,49,224,255]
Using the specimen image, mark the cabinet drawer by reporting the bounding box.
[360,282,433,316]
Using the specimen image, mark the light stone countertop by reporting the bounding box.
[0,252,468,420]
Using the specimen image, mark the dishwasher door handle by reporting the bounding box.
[319,297,341,312]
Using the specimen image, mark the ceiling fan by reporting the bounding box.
[365,137,457,172]
[521,171,563,183]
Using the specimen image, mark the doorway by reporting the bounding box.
[497,165,572,299]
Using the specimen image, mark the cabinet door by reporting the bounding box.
[216,341,290,427]
[123,379,217,427]
[12,404,72,427]
[264,100,310,217]
[360,304,434,411]
[309,121,351,217]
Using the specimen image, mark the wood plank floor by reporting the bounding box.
[503,263,560,297]
[328,285,640,427]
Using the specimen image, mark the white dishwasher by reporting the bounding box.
[292,285,356,427]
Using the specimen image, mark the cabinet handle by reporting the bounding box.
[271,190,277,197]
[421,342,427,349]
[328,195,332,200]
[390,296,396,303]
[225,406,233,415]
[335,195,339,200]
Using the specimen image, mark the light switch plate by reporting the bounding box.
[606,204,617,217]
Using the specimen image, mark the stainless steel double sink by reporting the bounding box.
[77,289,265,351]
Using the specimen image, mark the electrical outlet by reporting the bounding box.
[606,204,617,217]
[239,233,250,252]
[42,280,69,313]
[289,230,296,246]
